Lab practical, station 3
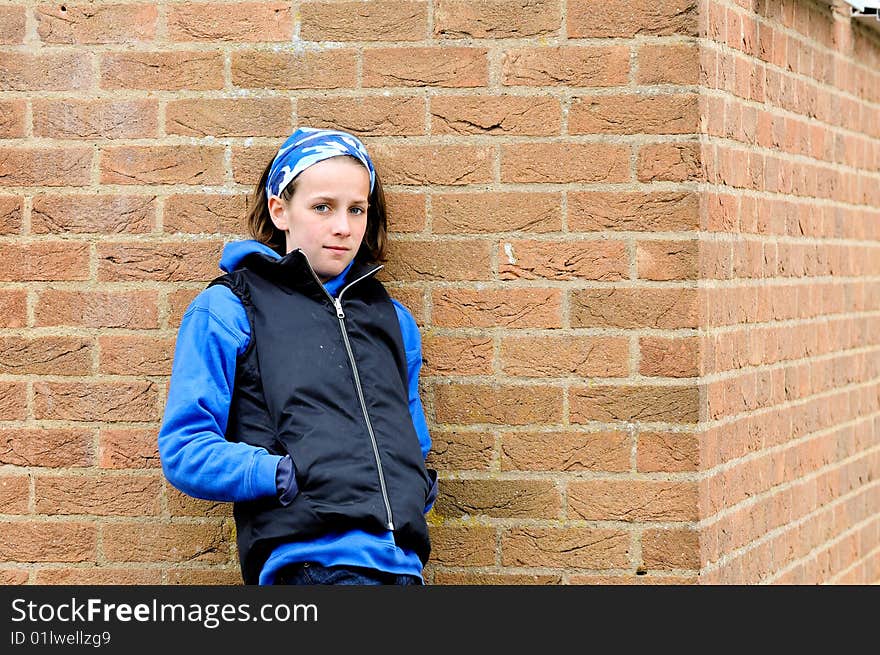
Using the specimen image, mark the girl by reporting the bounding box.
[158,127,437,585]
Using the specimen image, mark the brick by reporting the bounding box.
[33,194,155,234]
[500,335,628,378]
[433,571,561,584]
[166,568,243,585]
[0,336,92,376]
[0,147,92,187]
[637,43,701,85]
[0,195,22,234]
[35,289,159,328]
[432,192,562,233]
[434,479,561,518]
[385,192,426,232]
[499,239,628,281]
[232,50,357,89]
[422,334,494,376]
[0,428,94,467]
[164,193,247,235]
[502,46,630,87]
[426,429,494,470]
[569,94,700,135]
[639,336,700,378]
[100,146,224,185]
[301,1,427,41]
[0,242,90,281]
[0,52,94,91]
[168,289,203,329]
[370,143,492,185]
[0,6,26,44]
[501,527,630,567]
[33,381,160,422]
[0,383,27,420]
[35,475,161,516]
[101,52,224,90]
[569,191,699,232]
[97,241,224,282]
[501,143,630,183]
[0,475,29,514]
[102,521,232,563]
[637,239,699,281]
[0,522,97,562]
[166,98,292,137]
[430,95,561,135]
[570,573,697,584]
[36,4,157,43]
[298,96,425,136]
[99,335,175,376]
[0,290,26,327]
[642,528,700,569]
[571,287,699,329]
[434,383,563,425]
[501,430,629,472]
[428,525,496,566]
[637,142,703,182]
[0,569,28,584]
[570,384,700,424]
[99,428,161,469]
[166,487,232,517]
[568,480,699,521]
[36,568,162,585]
[432,288,562,328]
[384,239,492,281]
[568,0,698,37]
[435,0,560,38]
[363,47,488,88]
[231,144,276,186]
[167,3,292,42]
[0,100,25,138]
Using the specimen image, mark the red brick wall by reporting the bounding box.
[0,0,876,585]
[699,0,880,583]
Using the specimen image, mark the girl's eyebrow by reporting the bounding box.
[309,194,367,204]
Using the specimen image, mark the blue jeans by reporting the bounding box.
[273,563,423,586]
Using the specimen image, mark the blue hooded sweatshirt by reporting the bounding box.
[158,239,433,584]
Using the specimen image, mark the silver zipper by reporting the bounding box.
[298,252,395,531]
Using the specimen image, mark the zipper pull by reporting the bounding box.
[333,297,345,318]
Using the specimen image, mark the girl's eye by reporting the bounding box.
[314,204,329,213]
[350,207,365,215]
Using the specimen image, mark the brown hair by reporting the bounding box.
[245,154,388,264]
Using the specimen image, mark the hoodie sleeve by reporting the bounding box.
[391,299,431,461]
[158,285,282,502]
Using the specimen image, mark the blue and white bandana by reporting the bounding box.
[265,127,376,200]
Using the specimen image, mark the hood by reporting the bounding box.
[219,239,279,273]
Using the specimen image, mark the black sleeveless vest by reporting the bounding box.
[208,248,433,584]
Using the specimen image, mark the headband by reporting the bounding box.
[265,127,376,201]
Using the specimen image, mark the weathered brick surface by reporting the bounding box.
[501,528,630,568]
[0,428,94,468]
[36,4,158,44]
[101,52,224,90]
[166,3,293,42]
[102,522,232,563]
[35,475,162,516]
[32,194,156,234]
[301,1,427,41]
[98,428,160,470]
[501,431,630,472]
[0,522,97,563]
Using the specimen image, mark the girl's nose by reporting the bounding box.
[330,210,352,236]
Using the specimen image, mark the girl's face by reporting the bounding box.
[268,156,370,282]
